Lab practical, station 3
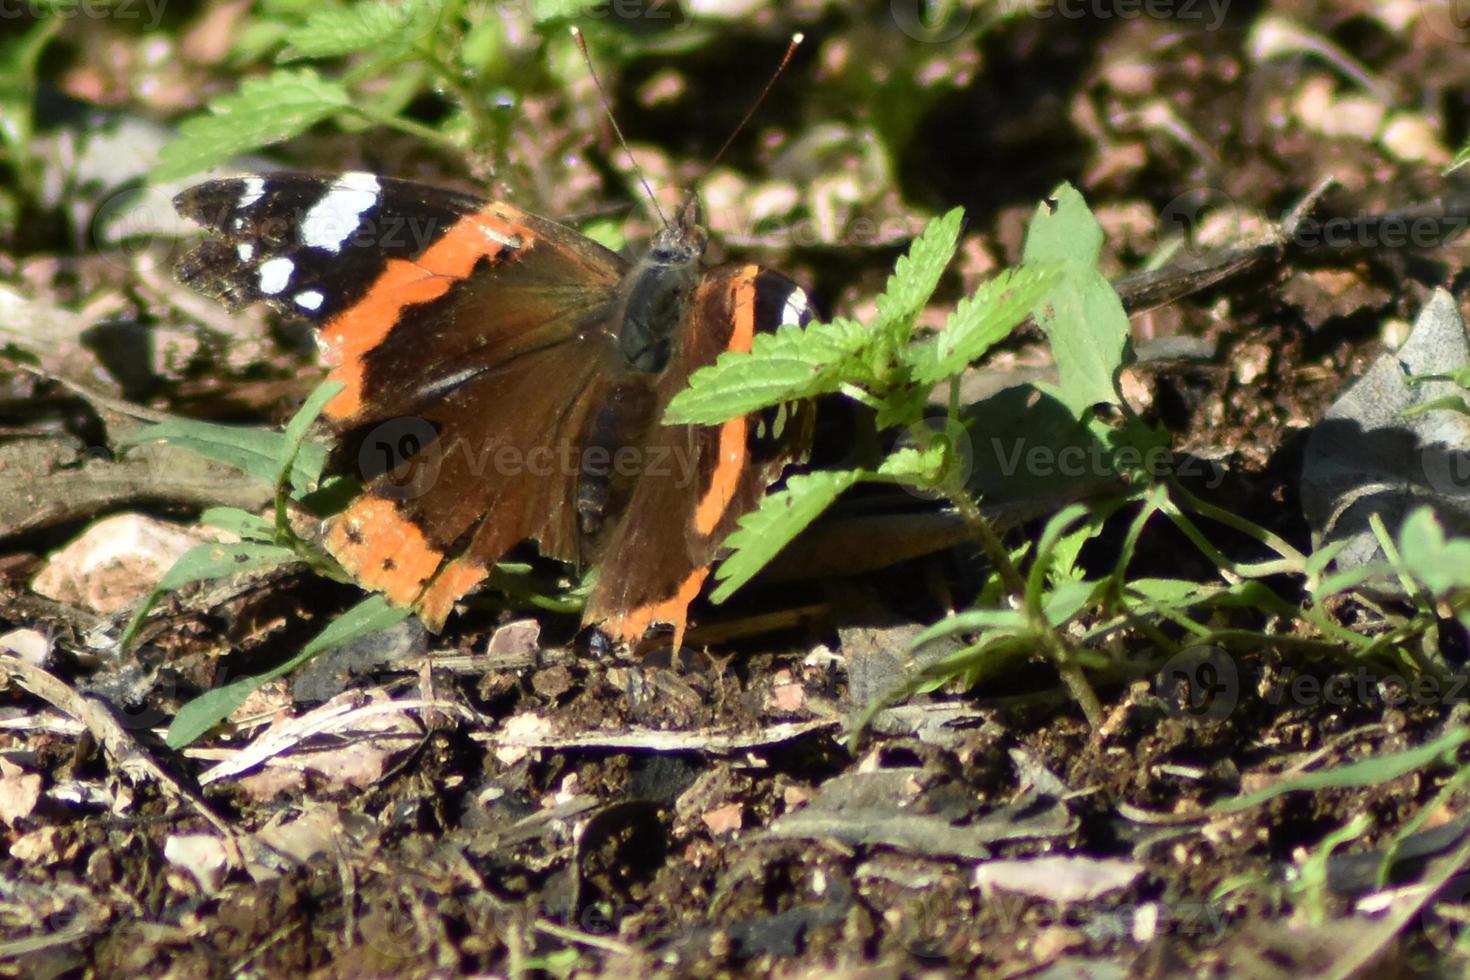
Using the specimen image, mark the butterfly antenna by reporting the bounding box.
[571,26,669,228]
[700,32,804,180]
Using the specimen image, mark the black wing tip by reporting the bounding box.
[174,239,254,311]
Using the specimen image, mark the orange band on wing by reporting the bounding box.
[602,567,708,653]
[319,204,531,421]
[325,497,443,607]
[416,557,489,631]
[692,267,758,536]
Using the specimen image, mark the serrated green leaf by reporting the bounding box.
[165,595,409,748]
[871,207,964,358]
[232,19,294,63]
[876,444,945,484]
[152,69,353,182]
[665,318,871,426]
[280,0,441,60]
[908,263,1063,384]
[1023,184,1130,415]
[120,541,299,652]
[710,469,863,602]
[120,418,329,497]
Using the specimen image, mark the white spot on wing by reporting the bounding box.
[236,242,254,262]
[294,289,325,311]
[238,177,265,209]
[781,288,812,326]
[257,256,294,295]
[301,172,380,252]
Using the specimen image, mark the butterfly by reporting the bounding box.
[174,172,814,649]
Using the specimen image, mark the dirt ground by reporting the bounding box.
[7,2,1470,978]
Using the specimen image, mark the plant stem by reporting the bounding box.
[940,468,1103,727]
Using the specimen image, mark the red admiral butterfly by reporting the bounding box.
[173,171,814,649]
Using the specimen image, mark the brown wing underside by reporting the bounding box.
[584,265,814,649]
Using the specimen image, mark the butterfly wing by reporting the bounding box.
[176,173,629,625]
[584,265,816,649]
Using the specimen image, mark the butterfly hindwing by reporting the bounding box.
[585,266,816,648]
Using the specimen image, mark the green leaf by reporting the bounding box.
[1449,141,1470,175]
[876,444,946,486]
[277,381,342,488]
[273,381,343,534]
[152,69,353,182]
[298,593,411,658]
[1398,507,1470,596]
[120,541,300,652]
[120,418,329,497]
[710,469,863,602]
[155,541,298,593]
[1401,394,1470,419]
[163,677,260,750]
[871,207,965,359]
[1210,724,1470,814]
[665,318,871,426]
[908,263,1064,384]
[164,595,409,748]
[280,0,442,60]
[1022,183,1130,415]
[1025,503,1090,610]
[1042,577,1100,626]
[0,18,62,184]
[199,507,275,542]
[916,608,1029,643]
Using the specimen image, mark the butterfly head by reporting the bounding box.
[647,191,708,267]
